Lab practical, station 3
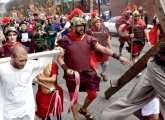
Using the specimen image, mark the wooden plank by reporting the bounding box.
[0,50,61,64]
[104,36,165,99]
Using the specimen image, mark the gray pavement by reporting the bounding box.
[34,36,151,120]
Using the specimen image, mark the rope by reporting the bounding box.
[45,89,62,120]
[67,71,80,113]
[45,91,56,119]
[53,90,62,120]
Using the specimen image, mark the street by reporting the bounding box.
[34,36,150,120]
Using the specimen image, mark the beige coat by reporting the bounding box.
[100,58,165,120]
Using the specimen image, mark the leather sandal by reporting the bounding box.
[100,73,108,81]
[79,108,94,120]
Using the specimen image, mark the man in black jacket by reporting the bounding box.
[18,21,34,53]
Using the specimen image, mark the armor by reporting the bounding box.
[134,24,145,40]
[93,32,108,47]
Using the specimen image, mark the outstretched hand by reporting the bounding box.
[119,56,131,65]
[54,47,64,55]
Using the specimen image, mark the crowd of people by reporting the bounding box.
[0,3,164,120]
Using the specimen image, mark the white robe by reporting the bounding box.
[0,57,53,120]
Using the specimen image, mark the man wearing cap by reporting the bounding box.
[90,16,112,81]
[18,21,34,53]
[57,17,130,120]
[0,45,60,120]
[0,27,24,58]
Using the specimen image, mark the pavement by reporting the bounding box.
[34,36,151,120]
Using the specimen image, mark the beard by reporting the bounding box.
[75,30,84,35]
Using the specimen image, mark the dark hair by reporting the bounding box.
[153,42,165,68]
[37,44,50,52]
[33,13,38,16]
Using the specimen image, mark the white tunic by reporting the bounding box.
[141,97,160,116]
[0,57,53,120]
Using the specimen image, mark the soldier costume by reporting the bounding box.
[91,17,111,81]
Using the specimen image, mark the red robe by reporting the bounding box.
[0,42,23,57]
[35,62,63,117]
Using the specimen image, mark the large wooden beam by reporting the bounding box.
[0,50,61,64]
[104,36,165,99]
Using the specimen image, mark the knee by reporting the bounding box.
[86,90,97,100]
[120,43,125,48]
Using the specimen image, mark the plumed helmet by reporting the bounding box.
[93,16,100,24]
[133,10,140,16]
[69,8,83,21]
[68,14,72,21]
[91,10,99,20]
[70,17,86,26]
[132,5,137,12]
[123,10,132,18]
[2,17,10,24]
[123,4,137,16]
[5,27,18,35]
[138,6,143,10]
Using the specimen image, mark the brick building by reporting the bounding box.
[110,0,156,23]
[64,0,109,13]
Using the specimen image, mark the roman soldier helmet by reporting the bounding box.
[70,17,86,33]
[133,9,140,16]
[93,16,101,24]
[70,17,86,27]
[123,10,132,18]
[91,10,99,20]
[5,27,18,35]
[68,8,83,21]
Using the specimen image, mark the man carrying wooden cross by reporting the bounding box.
[100,42,165,120]
[0,45,61,120]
